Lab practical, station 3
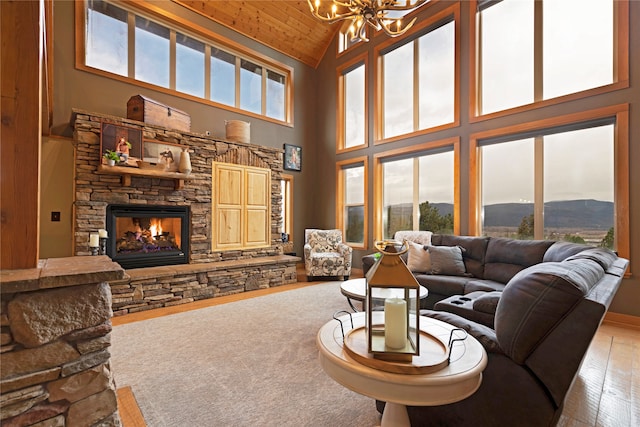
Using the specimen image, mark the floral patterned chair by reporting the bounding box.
[303,229,352,281]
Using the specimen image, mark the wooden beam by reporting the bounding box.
[1,0,42,269]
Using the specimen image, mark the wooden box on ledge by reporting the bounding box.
[127,94,191,132]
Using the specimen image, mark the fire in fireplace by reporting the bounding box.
[106,204,190,269]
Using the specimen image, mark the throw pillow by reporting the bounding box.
[428,245,467,276]
[406,241,431,273]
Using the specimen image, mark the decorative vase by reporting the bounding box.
[179,148,192,175]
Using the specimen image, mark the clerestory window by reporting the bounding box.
[79,0,292,124]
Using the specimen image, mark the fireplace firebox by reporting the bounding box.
[106,204,190,269]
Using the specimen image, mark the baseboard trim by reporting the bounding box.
[116,386,146,427]
[604,312,640,330]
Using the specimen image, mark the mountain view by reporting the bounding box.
[424,199,613,229]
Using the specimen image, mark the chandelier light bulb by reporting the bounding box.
[307,0,428,43]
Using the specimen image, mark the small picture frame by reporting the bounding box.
[284,144,302,171]
[100,122,142,166]
[142,140,183,172]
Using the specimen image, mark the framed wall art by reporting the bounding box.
[100,122,142,166]
[142,140,183,172]
[284,144,302,172]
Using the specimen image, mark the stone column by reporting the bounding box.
[1,256,125,427]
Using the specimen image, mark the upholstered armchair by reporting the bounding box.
[303,229,352,281]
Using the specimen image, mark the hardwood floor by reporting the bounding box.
[114,265,640,427]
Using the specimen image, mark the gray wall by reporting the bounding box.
[313,1,640,317]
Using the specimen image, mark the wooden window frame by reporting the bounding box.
[469,104,630,275]
[75,0,294,127]
[336,53,369,154]
[469,0,629,123]
[336,156,369,249]
[373,3,460,145]
[372,138,461,242]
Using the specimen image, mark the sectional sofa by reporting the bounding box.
[364,233,629,426]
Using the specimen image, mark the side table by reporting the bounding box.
[316,312,487,426]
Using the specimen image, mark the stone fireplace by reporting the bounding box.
[71,109,299,315]
[106,204,190,269]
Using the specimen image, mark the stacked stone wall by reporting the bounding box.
[71,110,299,316]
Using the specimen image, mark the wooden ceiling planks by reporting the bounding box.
[174,0,340,68]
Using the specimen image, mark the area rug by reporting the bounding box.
[110,282,382,426]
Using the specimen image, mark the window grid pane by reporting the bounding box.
[418,22,455,129]
[86,0,128,76]
[543,126,614,246]
[176,33,205,97]
[344,64,366,148]
[210,49,236,106]
[479,0,534,114]
[240,59,262,114]
[344,166,365,244]
[383,43,414,139]
[543,0,613,99]
[135,16,170,87]
[266,70,285,121]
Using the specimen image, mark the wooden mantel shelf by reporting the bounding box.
[98,165,190,190]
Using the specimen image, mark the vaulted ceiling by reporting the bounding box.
[174,1,342,68]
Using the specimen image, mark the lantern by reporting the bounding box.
[365,240,420,362]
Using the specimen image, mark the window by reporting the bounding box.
[336,158,368,248]
[78,0,293,124]
[280,174,294,242]
[376,10,457,141]
[373,139,460,240]
[240,60,262,114]
[471,106,629,254]
[337,54,368,152]
[477,0,618,115]
[176,33,205,98]
[85,0,127,76]
[210,48,236,106]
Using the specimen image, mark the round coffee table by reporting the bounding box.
[317,312,487,426]
[340,278,428,311]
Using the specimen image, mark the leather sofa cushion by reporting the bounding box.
[542,241,589,262]
[483,238,554,284]
[464,279,506,294]
[436,235,490,278]
[495,260,604,364]
[565,247,618,271]
[414,274,468,297]
[473,291,502,314]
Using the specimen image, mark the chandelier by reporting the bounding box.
[307,0,428,42]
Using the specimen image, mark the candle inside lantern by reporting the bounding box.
[89,233,99,248]
[384,297,407,349]
[98,229,108,238]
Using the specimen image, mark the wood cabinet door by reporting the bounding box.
[212,162,270,251]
